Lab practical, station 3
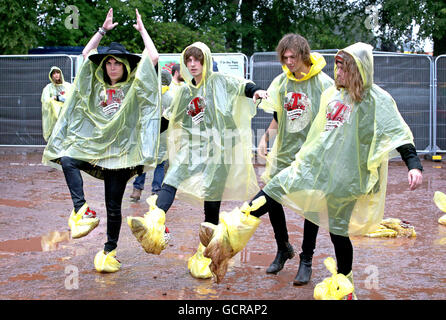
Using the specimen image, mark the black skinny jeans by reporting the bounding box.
[249,190,353,275]
[156,184,221,224]
[60,156,134,252]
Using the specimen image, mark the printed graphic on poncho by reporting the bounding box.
[325,100,352,131]
[99,88,125,116]
[52,86,66,101]
[187,96,206,125]
[283,92,311,132]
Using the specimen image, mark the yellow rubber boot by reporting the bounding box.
[188,242,212,279]
[68,203,100,239]
[313,257,354,300]
[127,195,169,255]
[203,196,265,283]
[94,249,121,273]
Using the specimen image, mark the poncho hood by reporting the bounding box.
[49,66,66,85]
[180,42,213,89]
[94,55,133,87]
[282,52,327,82]
[335,42,374,89]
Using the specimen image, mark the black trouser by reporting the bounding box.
[301,219,353,275]
[60,156,134,252]
[247,191,290,250]
[249,190,353,275]
[156,183,221,225]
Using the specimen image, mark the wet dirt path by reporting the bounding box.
[0,147,445,300]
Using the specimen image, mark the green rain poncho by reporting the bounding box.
[42,49,161,179]
[41,66,72,141]
[163,42,259,205]
[263,42,415,236]
[259,52,333,183]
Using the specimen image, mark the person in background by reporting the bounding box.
[168,63,184,97]
[41,66,72,141]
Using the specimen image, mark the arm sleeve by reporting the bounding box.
[244,82,262,98]
[396,143,423,172]
[160,116,169,133]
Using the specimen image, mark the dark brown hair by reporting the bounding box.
[183,47,204,65]
[102,56,128,85]
[276,34,311,66]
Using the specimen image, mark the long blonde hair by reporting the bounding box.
[335,51,364,103]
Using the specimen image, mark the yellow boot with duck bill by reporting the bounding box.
[94,249,121,273]
[203,196,265,283]
[68,203,99,239]
[127,194,170,255]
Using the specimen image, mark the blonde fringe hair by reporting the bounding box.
[335,51,364,103]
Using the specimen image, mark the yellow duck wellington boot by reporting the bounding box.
[127,195,170,255]
[68,203,100,239]
[188,242,213,279]
[94,249,121,273]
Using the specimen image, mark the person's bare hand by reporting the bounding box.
[133,9,145,32]
[102,8,118,31]
[253,90,269,104]
[257,134,268,159]
[408,168,423,191]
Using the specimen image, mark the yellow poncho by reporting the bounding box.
[259,52,333,183]
[42,49,161,179]
[41,66,72,141]
[263,42,415,236]
[163,42,259,205]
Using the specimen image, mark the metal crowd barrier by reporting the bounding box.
[0,55,74,146]
[0,51,443,155]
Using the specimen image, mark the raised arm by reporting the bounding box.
[82,8,118,59]
[133,9,159,66]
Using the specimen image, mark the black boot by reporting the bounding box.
[266,242,295,274]
[293,253,313,285]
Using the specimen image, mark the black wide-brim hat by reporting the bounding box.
[89,42,141,70]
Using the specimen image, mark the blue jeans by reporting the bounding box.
[132,160,166,193]
[151,160,166,193]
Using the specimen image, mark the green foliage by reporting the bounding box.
[1,0,445,55]
[0,0,39,54]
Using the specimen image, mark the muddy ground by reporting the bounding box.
[0,147,445,305]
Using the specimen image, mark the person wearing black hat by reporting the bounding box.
[42,8,161,273]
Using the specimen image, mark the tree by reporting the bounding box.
[368,0,446,54]
[0,0,39,54]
